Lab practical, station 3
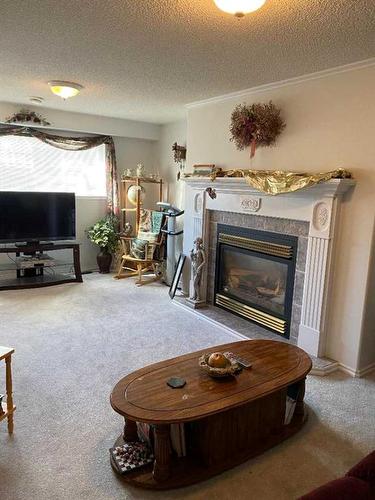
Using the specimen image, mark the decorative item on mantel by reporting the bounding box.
[192,164,219,176]
[184,167,353,196]
[205,187,217,199]
[230,101,285,158]
[5,108,50,126]
[188,237,206,307]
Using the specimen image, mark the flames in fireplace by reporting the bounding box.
[215,226,298,338]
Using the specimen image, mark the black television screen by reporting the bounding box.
[0,191,76,243]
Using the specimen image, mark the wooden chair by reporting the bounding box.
[114,210,166,286]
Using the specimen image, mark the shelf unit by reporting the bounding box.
[120,176,163,234]
[0,243,82,291]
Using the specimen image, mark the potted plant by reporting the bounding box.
[87,215,119,273]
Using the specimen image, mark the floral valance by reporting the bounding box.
[0,125,119,214]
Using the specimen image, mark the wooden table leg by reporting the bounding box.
[5,355,14,434]
[153,424,171,482]
[295,378,306,417]
[123,417,138,442]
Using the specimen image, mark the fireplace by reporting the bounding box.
[214,224,298,338]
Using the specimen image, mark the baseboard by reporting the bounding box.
[310,362,339,377]
[339,361,375,378]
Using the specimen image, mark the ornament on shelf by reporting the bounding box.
[127,185,146,205]
[136,163,145,177]
[229,101,285,158]
[122,168,133,179]
[5,108,51,126]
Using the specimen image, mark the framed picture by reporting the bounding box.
[169,254,186,299]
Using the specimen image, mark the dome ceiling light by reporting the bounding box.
[214,0,266,18]
[48,81,83,99]
[29,96,44,104]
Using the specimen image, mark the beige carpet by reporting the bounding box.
[0,274,374,500]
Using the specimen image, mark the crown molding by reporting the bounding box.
[186,58,375,109]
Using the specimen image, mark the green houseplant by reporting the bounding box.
[87,215,119,273]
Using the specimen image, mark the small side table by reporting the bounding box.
[0,346,15,434]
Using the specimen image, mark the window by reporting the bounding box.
[0,135,106,196]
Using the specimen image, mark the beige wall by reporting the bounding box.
[186,65,375,373]
[156,120,188,263]
[157,119,187,208]
[0,102,160,140]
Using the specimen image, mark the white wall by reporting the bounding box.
[185,64,375,374]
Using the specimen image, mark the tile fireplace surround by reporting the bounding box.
[182,177,356,360]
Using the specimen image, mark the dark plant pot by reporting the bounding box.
[97,248,112,274]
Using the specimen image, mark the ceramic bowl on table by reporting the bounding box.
[198,352,241,378]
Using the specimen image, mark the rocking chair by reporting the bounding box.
[114,209,166,286]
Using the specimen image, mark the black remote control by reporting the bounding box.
[224,352,252,369]
[234,356,252,369]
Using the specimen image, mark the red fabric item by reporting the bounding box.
[299,451,375,499]
[347,450,375,484]
[299,476,372,500]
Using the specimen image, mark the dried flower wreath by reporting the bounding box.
[230,101,285,158]
[5,108,50,126]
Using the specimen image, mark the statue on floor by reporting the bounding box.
[190,237,206,302]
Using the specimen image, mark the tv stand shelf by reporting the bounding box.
[0,243,82,291]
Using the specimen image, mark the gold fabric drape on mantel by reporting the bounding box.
[0,124,119,214]
[185,168,352,196]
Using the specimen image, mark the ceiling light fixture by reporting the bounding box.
[48,81,83,99]
[214,0,266,18]
[29,96,44,104]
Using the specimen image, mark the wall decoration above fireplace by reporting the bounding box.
[214,224,298,338]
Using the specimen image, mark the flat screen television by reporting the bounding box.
[0,191,76,243]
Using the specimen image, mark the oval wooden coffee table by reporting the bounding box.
[110,339,312,490]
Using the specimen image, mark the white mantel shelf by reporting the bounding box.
[183,177,356,198]
[182,176,356,359]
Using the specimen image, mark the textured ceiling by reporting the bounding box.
[0,0,374,124]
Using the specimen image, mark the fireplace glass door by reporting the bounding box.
[215,225,298,338]
[220,246,288,317]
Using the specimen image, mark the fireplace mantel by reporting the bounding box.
[182,176,356,358]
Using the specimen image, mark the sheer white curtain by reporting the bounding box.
[0,135,106,196]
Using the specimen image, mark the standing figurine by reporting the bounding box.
[190,237,206,301]
[136,163,145,177]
